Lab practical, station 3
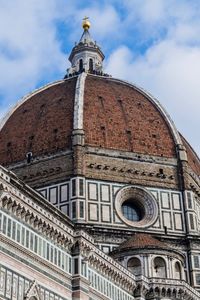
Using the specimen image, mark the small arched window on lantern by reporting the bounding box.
[127,257,142,276]
[89,58,93,72]
[79,59,83,72]
[174,261,182,280]
[153,257,167,278]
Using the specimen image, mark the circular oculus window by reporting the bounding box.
[115,186,158,228]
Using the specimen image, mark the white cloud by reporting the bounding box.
[0,1,120,110]
[0,0,68,108]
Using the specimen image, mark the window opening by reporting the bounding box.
[127,257,142,276]
[79,59,83,72]
[89,58,93,72]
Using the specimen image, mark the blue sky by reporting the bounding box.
[0,0,200,156]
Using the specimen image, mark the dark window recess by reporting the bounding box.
[79,59,83,72]
[40,103,45,109]
[159,168,164,175]
[190,214,195,230]
[128,258,142,276]
[187,192,192,209]
[34,235,38,253]
[7,219,11,237]
[46,243,50,260]
[26,230,29,248]
[79,179,84,196]
[122,199,144,222]
[80,202,84,218]
[3,216,7,234]
[72,179,76,197]
[89,58,93,72]
[74,258,79,274]
[72,202,76,219]
[12,222,16,240]
[26,152,33,164]
[53,128,58,134]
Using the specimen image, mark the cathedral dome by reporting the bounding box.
[0,73,199,173]
[0,20,199,184]
[0,75,175,162]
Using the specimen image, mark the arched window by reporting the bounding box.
[174,262,182,279]
[79,59,83,72]
[89,58,93,72]
[127,257,142,276]
[153,257,167,278]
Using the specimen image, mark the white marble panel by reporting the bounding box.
[174,213,183,230]
[161,192,170,209]
[163,211,172,229]
[101,185,110,202]
[89,203,98,221]
[172,193,181,210]
[101,205,110,222]
[89,183,97,200]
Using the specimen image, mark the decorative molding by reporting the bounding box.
[0,190,74,248]
[86,162,175,181]
[24,280,42,300]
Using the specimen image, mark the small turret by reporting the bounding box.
[67,17,105,77]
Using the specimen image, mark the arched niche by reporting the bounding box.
[153,257,167,278]
[127,257,142,276]
[174,261,182,280]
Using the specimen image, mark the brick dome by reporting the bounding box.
[111,233,184,261]
[0,73,199,178]
[0,78,76,165]
[117,233,169,251]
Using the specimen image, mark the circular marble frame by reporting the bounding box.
[115,186,158,228]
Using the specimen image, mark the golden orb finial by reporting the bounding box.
[82,16,91,30]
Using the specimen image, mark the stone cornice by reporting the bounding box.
[74,230,136,292]
[0,167,74,247]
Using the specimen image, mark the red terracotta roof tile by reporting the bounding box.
[118,233,169,250]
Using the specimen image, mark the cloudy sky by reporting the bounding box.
[0,0,200,156]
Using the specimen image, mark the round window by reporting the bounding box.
[122,199,144,221]
[115,186,158,228]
